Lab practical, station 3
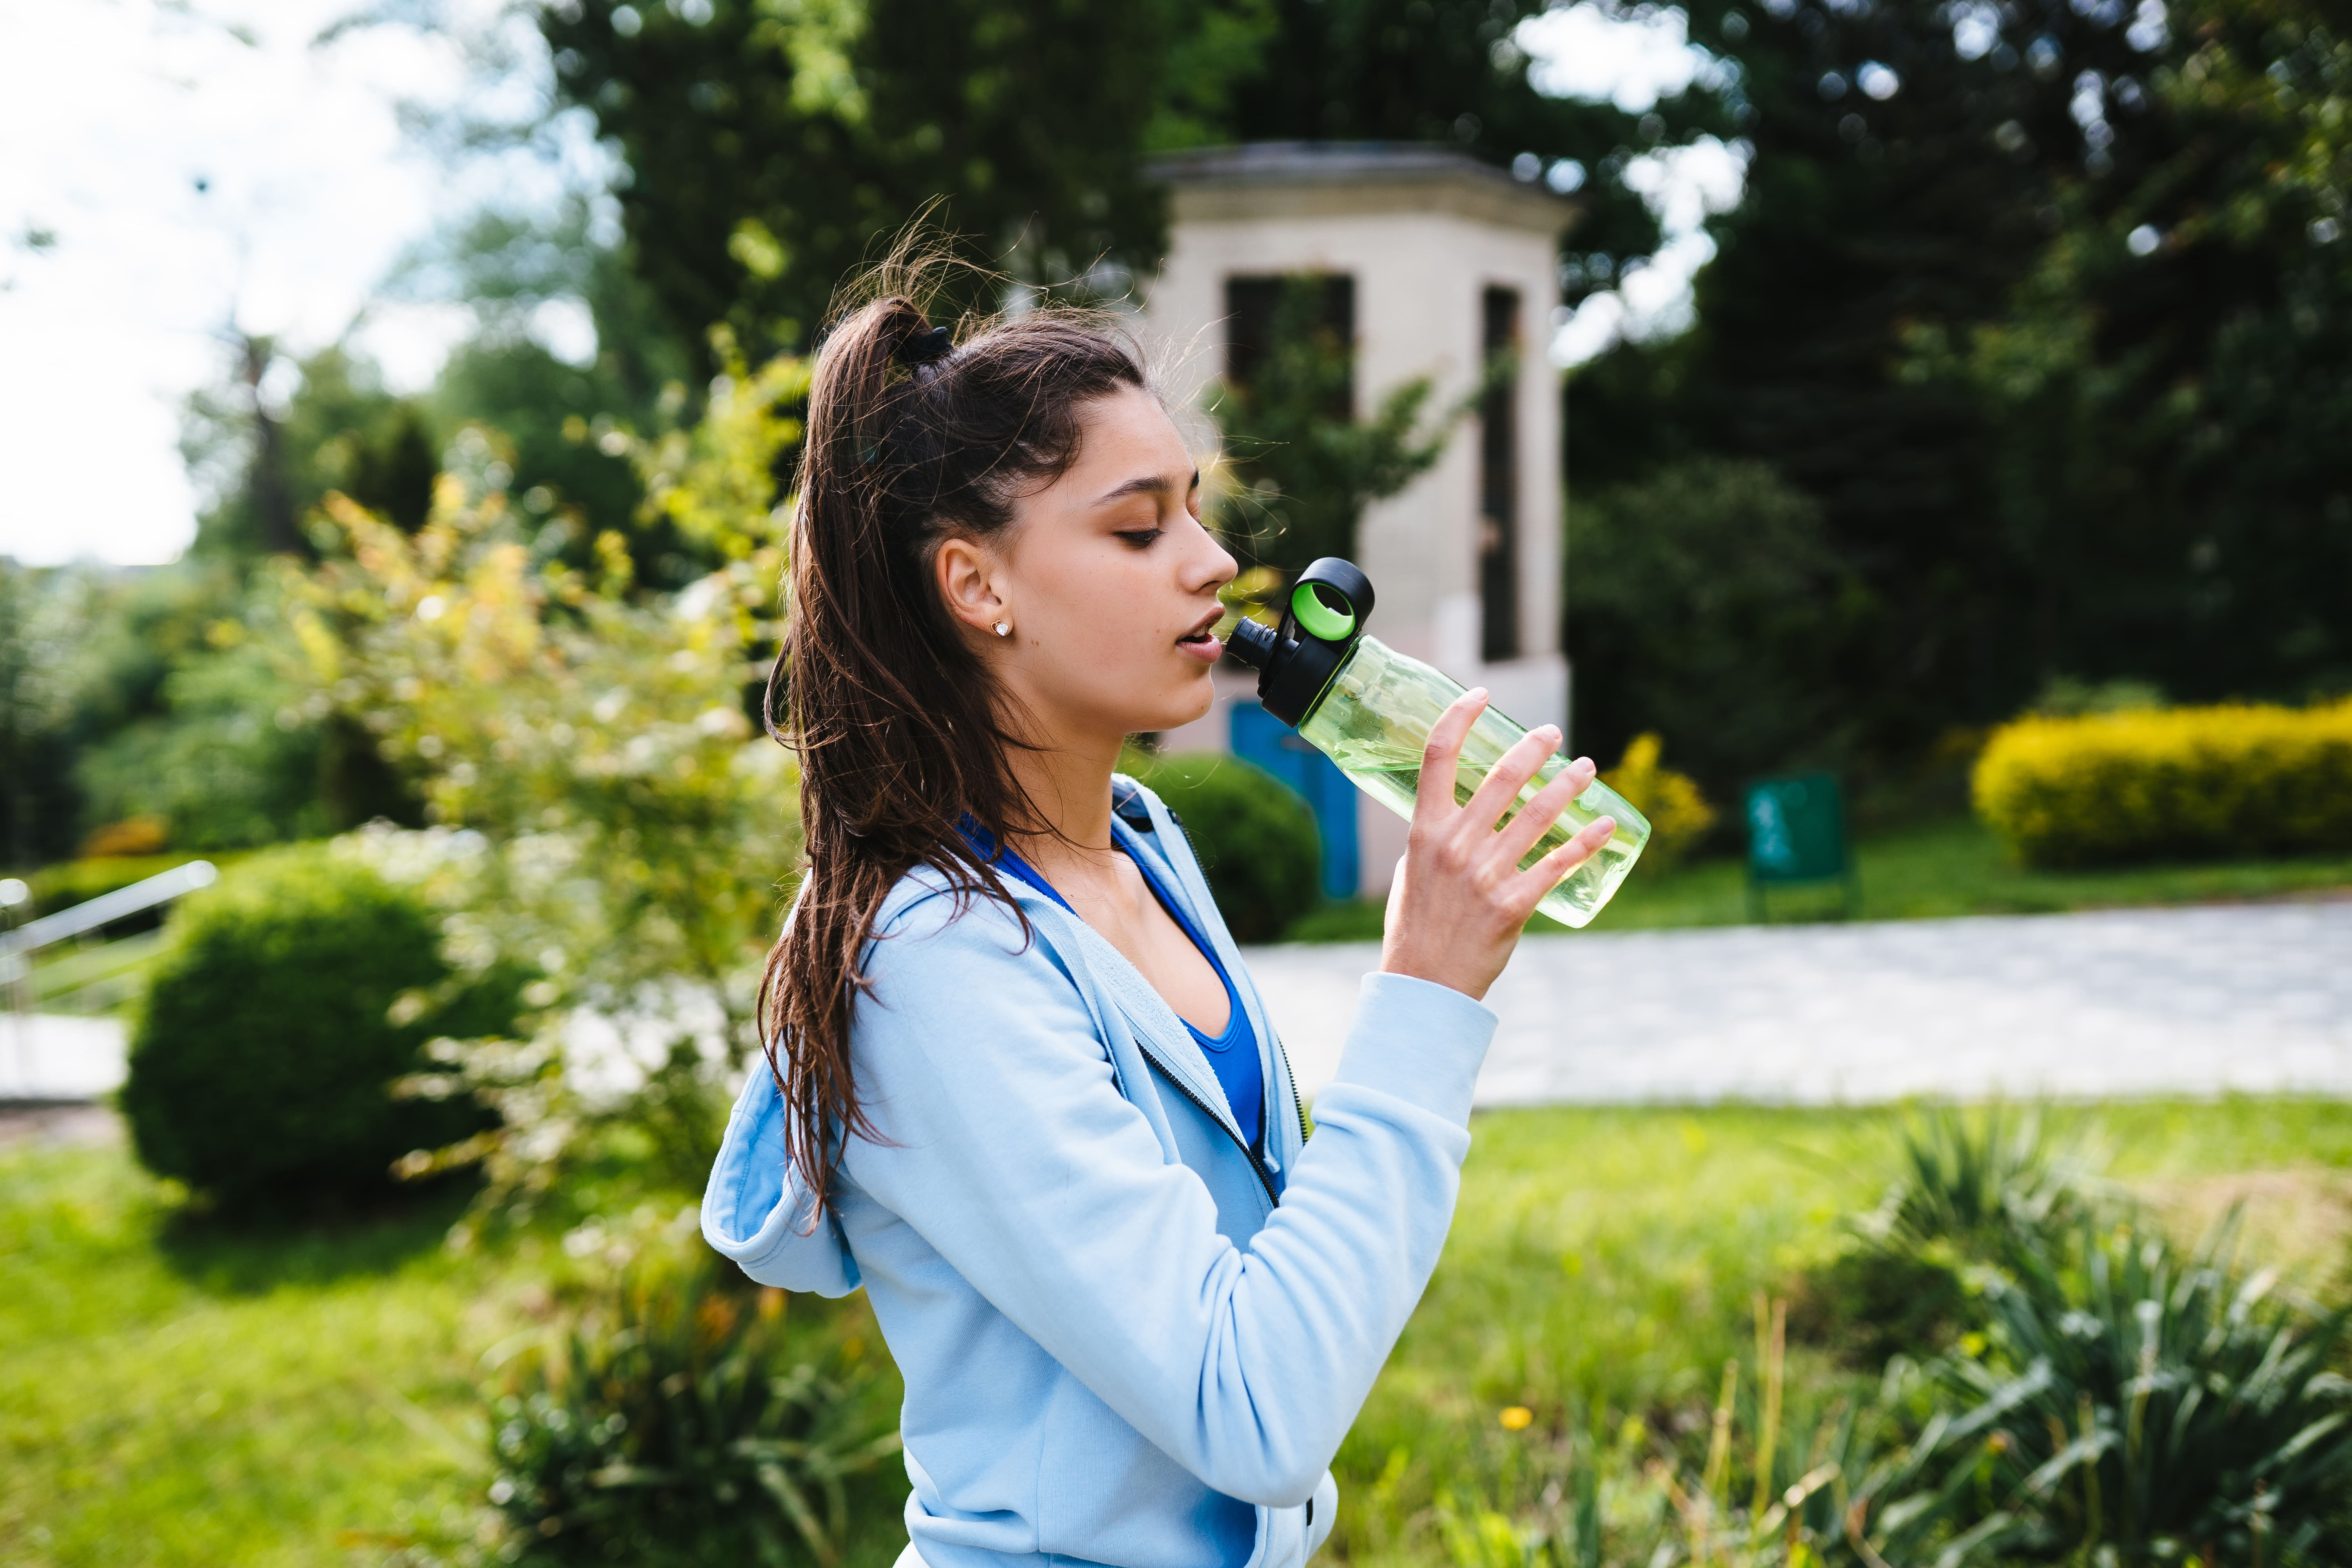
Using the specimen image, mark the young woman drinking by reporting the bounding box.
[702,278,1617,1568]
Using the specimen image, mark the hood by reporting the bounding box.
[701,1057,861,1296]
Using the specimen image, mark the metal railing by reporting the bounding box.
[0,860,218,1002]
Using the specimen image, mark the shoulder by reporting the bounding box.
[872,860,1017,946]
[864,858,1077,989]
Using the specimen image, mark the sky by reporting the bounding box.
[0,0,1740,567]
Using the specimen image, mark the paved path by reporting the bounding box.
[7,902,2348,1108]
[1243,900,2352,1107]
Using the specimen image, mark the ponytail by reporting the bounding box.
[758,265,1148,1213]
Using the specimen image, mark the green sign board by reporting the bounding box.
[1744,773,1853,916]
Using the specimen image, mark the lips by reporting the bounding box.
[1176,608,1223,646]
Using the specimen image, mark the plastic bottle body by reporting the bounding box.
[1294,635,1652,928]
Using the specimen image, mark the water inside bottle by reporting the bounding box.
[1297,636,1652,928]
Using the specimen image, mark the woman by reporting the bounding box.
[702,279,1616,1568]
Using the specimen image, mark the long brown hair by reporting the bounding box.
[758,265,1148,1209]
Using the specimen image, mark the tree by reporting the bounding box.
[538,0,1715,361]
[1567,457,1858,790]
[0,562,86,866]
[1565,0,2338,778]
[185,341,441,561]
[1949,0,2352,706]
[540,0,1196,361]
[1208,0,1720,281]
[1214,276,1453,573]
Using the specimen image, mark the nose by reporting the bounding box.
[1187,516,1238,596]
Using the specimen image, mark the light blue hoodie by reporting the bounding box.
[702,779,1499,1568]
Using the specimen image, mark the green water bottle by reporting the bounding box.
[1225,558,1651,928]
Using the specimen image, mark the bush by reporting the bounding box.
[75,642,332,852]
[1597,733,1717,870]
[1124,751,1320,943]
[121,843,502,1213]
[1973,700,2352,869]
[1795,1107,2088,1367]
[1869,1220,2352,1565]
[1566,457,1858,793]
[487,1227,901,1566]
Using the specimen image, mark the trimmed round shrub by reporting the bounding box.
[122,843,497,1212]
[1127,751,1320,943]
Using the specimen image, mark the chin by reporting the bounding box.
[1124,666,1220,737]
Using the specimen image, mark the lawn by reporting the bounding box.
[6,1099,2347,1566]
[0,1137,890,1568]
[1283,814,2352,942]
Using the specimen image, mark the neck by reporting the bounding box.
[1000,721,1123,876]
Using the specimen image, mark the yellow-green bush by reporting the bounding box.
[1600,732,1717,870]
[1972,700,2352,868]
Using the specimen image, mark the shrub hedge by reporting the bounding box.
[1972,699,2352,868]
[121,843,505,1213]
[1124,751,1321,943]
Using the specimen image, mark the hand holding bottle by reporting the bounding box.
[1378,689,1618,1002]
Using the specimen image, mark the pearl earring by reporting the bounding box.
[993,621,1011,638]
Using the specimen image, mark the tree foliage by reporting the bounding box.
[541,0,1203,358]
[276,347,808,1217]
[1214,277,1454,573]
[1571,0,2352,788]
[537,0,1698,359]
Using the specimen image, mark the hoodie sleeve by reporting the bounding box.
[838,893,1495,1507]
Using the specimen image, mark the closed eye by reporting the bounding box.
[1116,528,1165,548]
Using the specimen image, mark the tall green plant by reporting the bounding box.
[1862,1218,2352,1564]
[487,1222,900,1565]
[1864,1105,2089,1267]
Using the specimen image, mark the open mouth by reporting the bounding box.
[1176,609,1224,649]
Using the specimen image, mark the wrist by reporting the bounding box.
[1377,944,1491,1003]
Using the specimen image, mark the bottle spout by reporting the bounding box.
[1225,617,1279,670]
[1229,558,1376,726]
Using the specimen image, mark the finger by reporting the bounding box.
[1461,723,1562,834]
[1493,755,1596,868]
[1414,688,1490,821]
[1522,815,1617,896]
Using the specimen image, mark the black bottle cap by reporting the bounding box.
[1221,558,1376,726]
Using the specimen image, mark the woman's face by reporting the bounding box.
[936,384,1237,749]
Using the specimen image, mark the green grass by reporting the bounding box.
[6,1100,2347,1566]
[1280,815,2352,942]
[1332,1098,2352,1567]
[0,1142,893,1568]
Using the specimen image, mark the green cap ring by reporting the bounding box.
[1290,581,1357,641]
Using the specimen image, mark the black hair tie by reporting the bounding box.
[895,325,954,368]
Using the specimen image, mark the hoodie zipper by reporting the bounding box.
[1140,1049,1281,1210]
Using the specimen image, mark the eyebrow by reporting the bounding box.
[1094,468,1200,506]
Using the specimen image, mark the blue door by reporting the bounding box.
[1229,699,1359,902]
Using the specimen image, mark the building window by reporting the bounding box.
[1478,285,1521,663]
[1224,273,1356,416]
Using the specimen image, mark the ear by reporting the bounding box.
[933,534,1005,637]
